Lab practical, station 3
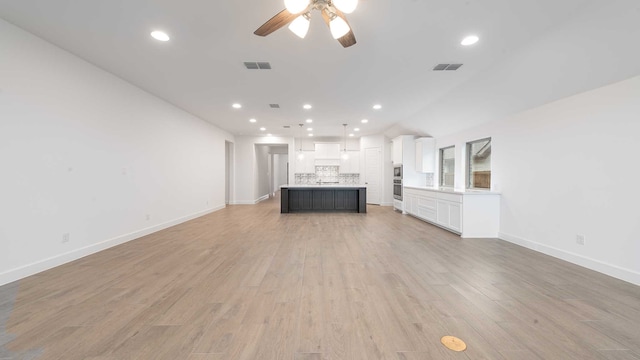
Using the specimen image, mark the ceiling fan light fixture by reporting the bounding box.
[329,16,350,39]
[288,13,311,38]
[255,1,357,48]
[284,0,310,14]
[332,0,358,14]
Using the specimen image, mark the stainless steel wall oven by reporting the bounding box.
[393,179,402,200]
[393,165,403,200]
[393,165,402,178]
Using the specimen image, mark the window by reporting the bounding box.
[467,138,491,189]
[439,146,455,187]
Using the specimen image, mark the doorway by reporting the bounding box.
[255,144,289,202]
[269,145,288,197]
[272,153,288,195]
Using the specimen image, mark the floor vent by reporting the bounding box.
[244,61,272,70]
[433,63,463,71]
[269,104,280,108]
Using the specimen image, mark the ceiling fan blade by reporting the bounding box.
[321,9,357,48]
[254,9,299,36]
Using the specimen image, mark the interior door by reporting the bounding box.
[365,147,381,204]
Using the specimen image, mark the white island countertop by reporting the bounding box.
[281,184,366,188]
[403,185,501,195]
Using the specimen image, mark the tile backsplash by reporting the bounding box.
[315,165,339,183]
[295,165,360,185]
[339,174,360,185]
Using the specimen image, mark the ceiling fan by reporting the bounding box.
[254,0,358,48]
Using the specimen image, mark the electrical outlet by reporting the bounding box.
[62,233,70,243]
[576,235,585,245]
[146,214,151,221]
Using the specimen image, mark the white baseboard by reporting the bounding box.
[0,205,225,287]
[256,194,270,203]
[380,202,394,207]
[499,232,640,286]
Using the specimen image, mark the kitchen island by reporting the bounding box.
[281,185,367,213]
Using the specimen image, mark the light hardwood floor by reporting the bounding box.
[2,196,640,359]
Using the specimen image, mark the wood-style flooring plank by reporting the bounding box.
[1,195,639,359]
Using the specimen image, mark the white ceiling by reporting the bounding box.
[1,0,639,138]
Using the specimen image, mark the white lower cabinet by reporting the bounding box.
[403,195,412,214]
[437,200,461,233]
[403,187,499,238]
[416,196,437,222]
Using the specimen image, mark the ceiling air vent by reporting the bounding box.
[244,62,259,69]
[283,125,291,129]
[269,104,280,109]
[433,63,463,71]
[244,61,272,70]
[257,62,271,69]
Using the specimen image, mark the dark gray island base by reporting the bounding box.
[281,186,367,213]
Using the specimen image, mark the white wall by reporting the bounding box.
[273,154,288,192]
[0,19,233,286]
[255,145,270,200]
[225,141,234,205]
[435,75,640,285]
[233,136,294,204]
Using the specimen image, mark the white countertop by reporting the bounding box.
[403,185,501,195]
[282,184,366,188]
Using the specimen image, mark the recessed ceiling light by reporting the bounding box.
[306,119,313,123]
[308,133,314,137]
[260,127,266,131]
[373,104,382,110]
[303,104,312,110]
[461,35,479,46]
[361,119,369,123]
[249,118,257,123]
[349,134,354,137]
[307,128,313,131]
[232,103,242,109]
[354,128,360,131]
[151,31,170,42]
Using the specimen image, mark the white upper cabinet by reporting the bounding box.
[339,151,360,173]
[315,143,341,159]
[392,138,403,164]
[392,135,416,166]
[415,137,435,173]
[295,151,316,173]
